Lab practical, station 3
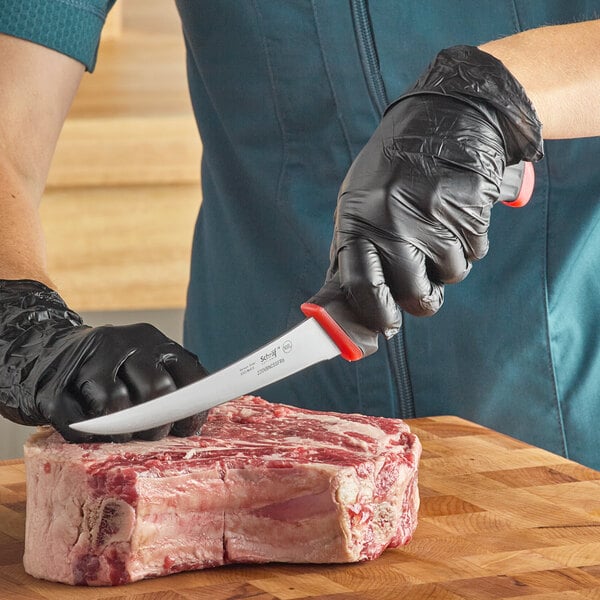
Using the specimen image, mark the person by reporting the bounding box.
[0,2,599,466]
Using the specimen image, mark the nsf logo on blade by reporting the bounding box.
[282,340,293,353]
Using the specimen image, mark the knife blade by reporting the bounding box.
[70,317,344,435]
[71,161,534,436]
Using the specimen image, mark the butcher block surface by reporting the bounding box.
[2,416,600,599]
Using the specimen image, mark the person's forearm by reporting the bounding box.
[0,167,53,286]
[0,34,84,286]
[480,19,600,139]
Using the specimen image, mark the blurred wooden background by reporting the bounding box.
[2,0,201,459]
[40,0,202,312]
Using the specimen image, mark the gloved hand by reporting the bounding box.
[309,45,543,341]
[0,279,208,443]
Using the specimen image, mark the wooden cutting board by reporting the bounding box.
[1,415,600,599]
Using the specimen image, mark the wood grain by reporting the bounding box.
[101,3,123,41]
[46,0,200,189]
[41,0,202,312]
[1,416,600,599]
[40,184,201,311]
[47,115,202,189]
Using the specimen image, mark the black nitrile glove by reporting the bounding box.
[0,279,208,443]
[309,45,543,343]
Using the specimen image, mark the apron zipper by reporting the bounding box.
[349,0,388,115]
[350,0,416,419]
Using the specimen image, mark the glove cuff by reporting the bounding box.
[0,279,83,327]
[392,45,544,164]
[0,280,83,425]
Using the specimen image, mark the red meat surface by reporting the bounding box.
[23,396,421,586]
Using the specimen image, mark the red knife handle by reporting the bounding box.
[301,278,378,362]
[499,161,535,207]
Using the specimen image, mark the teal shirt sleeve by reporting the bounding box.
[0,0,116,71]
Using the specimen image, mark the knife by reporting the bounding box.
[71,161,535,435]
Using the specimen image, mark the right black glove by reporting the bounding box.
[0,279,208,443]
[308,45,543,350]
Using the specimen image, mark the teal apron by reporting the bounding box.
[177,1,600,468]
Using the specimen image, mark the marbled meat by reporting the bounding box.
[23,396,421,586]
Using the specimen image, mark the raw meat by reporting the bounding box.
[23,396,421,586]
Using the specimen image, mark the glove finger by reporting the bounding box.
[44,389,133,444]
[422,228,472,285]
[73,357,167,441]
[337,238,402,336]
[446,205,491,262]
[76,376,137,443]
[380,240,445,317]
[159,345,208,387]
[160,348,209,437]
[170,413,207,437]
[70,375,126,416]
[433,165,493,261]
[118,354,176,441]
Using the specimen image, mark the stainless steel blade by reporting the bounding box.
[70,318,341,435]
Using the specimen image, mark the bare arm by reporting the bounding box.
[0,34,84,286]
[480,19,600,139]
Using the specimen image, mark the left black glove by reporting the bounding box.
[0,279,208,443]
[308,45,543,346]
